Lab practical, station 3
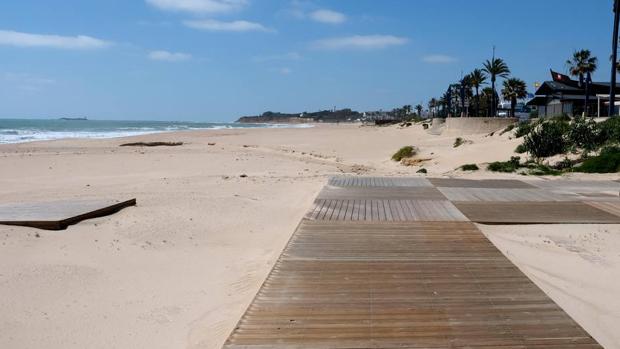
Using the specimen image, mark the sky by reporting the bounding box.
[0,0,617,121]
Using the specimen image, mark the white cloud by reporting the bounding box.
[148,50,192,62]
[0,30,111,50]
[312,35,408,50]
[145,0,247,14]
[279,67,292,75]
[422,54,457,64]
[184,19,272,32]
[309,9,346,24]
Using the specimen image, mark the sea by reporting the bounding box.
[0,118,313,144]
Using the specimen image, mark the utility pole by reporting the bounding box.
[491,45,497,117]
[610,0,620,116]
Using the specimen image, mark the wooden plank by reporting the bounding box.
[437,188,578,202]
[318,186,446,200]
[0,199,136,230]
[223,221,601,349]
[584,201,620,218]
[329,177,432,188]
[525,180,620,197]
[429,178,536,189]
[306,199,468,222]
[454,201,620,224]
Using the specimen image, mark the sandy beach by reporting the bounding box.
[1,123,619,349]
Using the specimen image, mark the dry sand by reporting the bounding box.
[0,123,618,348]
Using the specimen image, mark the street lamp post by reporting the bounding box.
[609,0,620,116]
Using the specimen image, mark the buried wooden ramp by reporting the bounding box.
[0,198,136,230]
[223,221,601,349]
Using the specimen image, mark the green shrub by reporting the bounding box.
[567,117,601,151]
[597,117,620,145]
[453,137,465,148]
[460,164,479,171]
[523,120,568,159]
[514,144,526,154]
[528,164,562,176]
[416,168,427,174]
[487,156,521,173]
[392,146,417,161]
[515,120,534,138]
[574,146,620,173]
[500,124,516,135]
[553,157,574,170]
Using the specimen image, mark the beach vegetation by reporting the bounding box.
[392,146,417,161]
[566,116,600,152]
[460,163,479,171]
[500,123,515,135]
[514,120,535,138]
[453,137,465,148]
[598,117,620,144]
[527,164,562,176]
[487,156,521,173]
[553,157,575,170]
[514,144,526,154]
[523,120,568,159]
[574,146,620,173]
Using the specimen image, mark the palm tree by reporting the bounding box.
[403,105,412,115]
[566,49,598,80]
[481,87,496,117]
[439,92,449,117]
[469,69,487,117]
[483,58,510,117]
[415,104,423,117]
[501,78,527,118]
[428,98,437,117]
[459,75,472,117]
[566,49,597,116]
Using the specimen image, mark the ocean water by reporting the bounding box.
[0,119,312,144]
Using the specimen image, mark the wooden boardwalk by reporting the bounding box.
[221,177,612,349]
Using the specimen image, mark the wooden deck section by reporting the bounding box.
[453,201,620,224]
[585,201,620,218]
[0,198,136,230]
[329,177,432,187]
[318,186,446,200]
[222,176,610,348]
[429,178,536,189]
[307,199,467,222]
[223,221,601,349]
[437,187,578,202]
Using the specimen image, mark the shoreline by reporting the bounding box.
[0,120,317,145]
[1,124,619,349]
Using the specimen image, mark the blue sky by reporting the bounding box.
[0,0,616,121]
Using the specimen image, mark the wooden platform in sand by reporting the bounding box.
[221,177,614,348]
[0,198,136,230]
